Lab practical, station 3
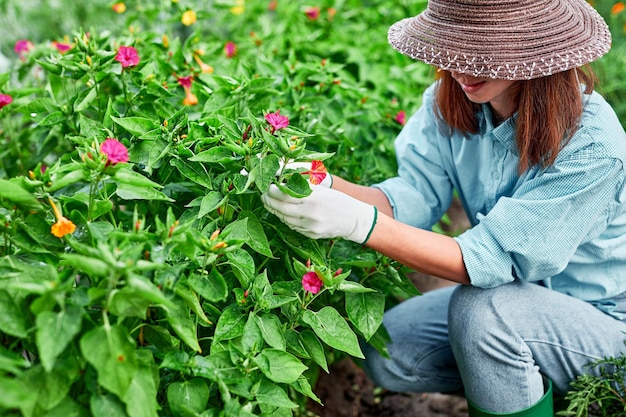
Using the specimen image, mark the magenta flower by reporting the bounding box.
[265,110,289,134]
[177,75,193,89]
[305,6,320,20]
[0,94,12,110]
[394,110,406,126]
[14,40,33,60]
[100,138,129,166]
[302,271,323,294]
[224,41,237,58]
[115,46,140,68]
[52,41,72,54]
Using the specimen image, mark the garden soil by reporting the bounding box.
[308,200,472,417]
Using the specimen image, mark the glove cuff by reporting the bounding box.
[321,173,333,188]
[351,206,378,245]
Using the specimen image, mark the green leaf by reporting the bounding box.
[74,87,98,112]
[79,325,138,398]
[345,291,385,341]
[36,304,83,372]
[90,393,126,417]
[0,179,42,210]
[291,375,322,404]
[187,269,228,303]
[299,330,328,373]
[252,378,297,409]
[242,313,264,355]
[38,111,66,127]
[116,183,174,201]
[167,379,209,417]
[213,304,246,343]
[239,211,273,257]
[19,365,71,411]
[123,350,159,417]
[170,158,213,189]
[253,349,308,384]
[253,154,280,194]
[226,249,255,287]
[113,168,164,189]
[60,254,109,277]
[275,173,312,198]
[109,287,152,319]
[163,300,201,352]
[189,147,238,164]
[0,376,31,411]
[111,116,160,137]
[0,290,27,337]
[302,307,364,358]
[254,313,286,351]
[197,191,226,219]
[175,284,212,325]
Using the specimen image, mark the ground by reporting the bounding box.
[308,200,472,417]
[308,356,469,417]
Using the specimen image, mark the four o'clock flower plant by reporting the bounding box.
[0,2,428,416]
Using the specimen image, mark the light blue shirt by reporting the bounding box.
[374,83,626,320]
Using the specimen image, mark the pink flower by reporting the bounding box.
[0,94,12,109]
[302,160,327,185]
[115,45,140,68]
[224,41,237,58]
[265,110,289,134]
[100,138,129,166]
[177,75,193,89]
[305,6,320,20]
[394,110,406,126]
[52,41,72,54]
[14,40,33,60]
[302,271,323,294]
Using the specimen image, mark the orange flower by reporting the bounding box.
[612,2,625,14]
[193,53,214,73]
[49,197,76,238]
[303,160,327,185]
[183,88,198,106]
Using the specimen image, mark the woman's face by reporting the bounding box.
[450,71,518,119]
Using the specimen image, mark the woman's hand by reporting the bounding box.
[261,184,377,244]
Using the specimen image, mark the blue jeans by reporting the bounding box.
[362,281,626,413]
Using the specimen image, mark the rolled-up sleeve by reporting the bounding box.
[455,147,625,288]
[373,85,454,229]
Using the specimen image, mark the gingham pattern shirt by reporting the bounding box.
[374,83,626,320]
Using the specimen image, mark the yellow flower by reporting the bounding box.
[231,1,245,14]
[111,2,126,13]
[162,34,170,48]
[48,197,76,238]
[181,10,197,26]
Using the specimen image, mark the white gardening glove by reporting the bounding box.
[280,160,333,188]
[261,184,377,244]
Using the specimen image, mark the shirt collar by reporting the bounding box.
[478,104,519,154]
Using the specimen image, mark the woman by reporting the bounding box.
[261,0,626,415]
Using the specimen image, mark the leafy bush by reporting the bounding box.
[0,1,427,416]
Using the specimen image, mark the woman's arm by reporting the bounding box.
[331,176,394,218]
[366,212,470,284]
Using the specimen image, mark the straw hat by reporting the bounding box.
[388,0,612,80]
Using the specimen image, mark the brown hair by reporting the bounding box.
[434,66,597,172]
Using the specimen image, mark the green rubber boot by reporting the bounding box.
[467,379,554,417]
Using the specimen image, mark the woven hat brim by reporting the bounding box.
[388,0,612,80]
